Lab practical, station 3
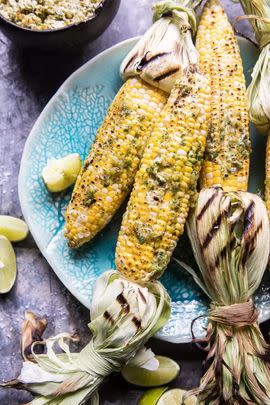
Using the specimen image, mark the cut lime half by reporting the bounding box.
[42,153,82,193]
[139,387,168,405]
[0,215,29,242]
[157,388,197,405]
[0,235,17,293]
[121,356,180,387]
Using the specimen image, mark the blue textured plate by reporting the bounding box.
[19,37,270,343]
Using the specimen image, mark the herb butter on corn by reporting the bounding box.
[198,0,251,192]
[116,64,211,282]
[65,0,200,249]
[65,79,167,248]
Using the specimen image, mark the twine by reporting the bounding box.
[208,299,259,327]
[152,0,201,34]
[76,340,122,378]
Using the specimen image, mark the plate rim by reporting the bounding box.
[18,36,267,344]
[18,36,139,310]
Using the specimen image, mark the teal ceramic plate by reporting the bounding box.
[19,37,270,343]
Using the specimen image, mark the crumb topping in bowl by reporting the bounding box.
[0,0,103,30]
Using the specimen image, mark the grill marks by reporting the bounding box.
[103,292,142,331]
[123,51,175,79]
[153,67,180,82]
[117,293,130,314]
[242,221,263,266]
[132,316,141,329]
[137,52,170,71]
[197,188,219,221]
[104,310,114,323]
[197,192,264,270]
[243,201,255,237]
[242,201,261,266]
[202,214,222,250]
[138,289,147,304]
[123,53,138,73]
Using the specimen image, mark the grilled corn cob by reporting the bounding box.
[65,0,200,248]
[65,78,166,248]
[116,65,210,282]
[197,0,250,192]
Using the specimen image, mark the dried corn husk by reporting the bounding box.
[0,271,170,405]
[120,0,200,93]
[239,0,270,133]
[238,1,270,217]
[185,187,270,404]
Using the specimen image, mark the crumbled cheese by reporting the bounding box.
[0,0,102,30]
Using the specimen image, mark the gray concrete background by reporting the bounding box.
[0,1,259,404]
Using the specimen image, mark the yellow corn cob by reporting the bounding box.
[115,65,211,282]
[197,0,250,192]
[65,78,167,248]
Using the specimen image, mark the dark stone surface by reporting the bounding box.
[0,1,264,404]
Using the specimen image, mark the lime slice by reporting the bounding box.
[0,215,29,242]
[42,153,82,193]
[139,387,168,405]
[121,356,180,387]
[0,235,17,293]
[157,389,197,405]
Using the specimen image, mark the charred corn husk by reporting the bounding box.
[197,0,251,192]
[238,0,270,215]
[65,0,200,248]
[1,272,170,405]
[121,0,200,93]
[266,135,270,213]
[116,65,211,282]
[186,187,270,404]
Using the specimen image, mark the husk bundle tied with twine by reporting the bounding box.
[184,187,270,404]
[0,271,170,405]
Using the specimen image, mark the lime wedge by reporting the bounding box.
[157,389,197,405]
[0,215,29,242]
[139,387,168,405]
[0,235,16,293]
[121,356,180,387]
[42,153,82,193]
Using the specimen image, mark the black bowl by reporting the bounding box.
[0,0,120,51]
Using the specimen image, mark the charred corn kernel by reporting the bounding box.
[115,65,211,282]
[265,135,270,214]
[197,0,250,192]
[65,78,167,248]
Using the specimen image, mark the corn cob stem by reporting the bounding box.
[197,0,251,192]
[116,65,210,282]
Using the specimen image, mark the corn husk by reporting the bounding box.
[239,0,270,133]
[184,187,270,404]
[238,0,270,222]
[0,271,170,405]
[120,0,200,93]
